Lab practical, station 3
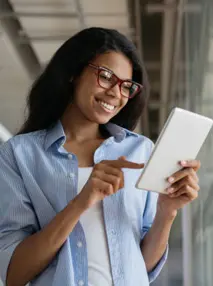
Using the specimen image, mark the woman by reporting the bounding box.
[0,27,200,286]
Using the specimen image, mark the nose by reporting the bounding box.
[105,83,121,98]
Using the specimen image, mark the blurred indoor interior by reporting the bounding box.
[0,0,213,285]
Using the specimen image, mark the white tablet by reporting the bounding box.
[136,107,213,194]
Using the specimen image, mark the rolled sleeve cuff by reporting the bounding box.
[148,243,169,283]
[0,242,20,284]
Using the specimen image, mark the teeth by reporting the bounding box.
[98,100,115,111]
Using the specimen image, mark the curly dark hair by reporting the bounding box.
[18,27,149,134]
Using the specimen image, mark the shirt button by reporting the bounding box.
[68,154,73,160]
[77,241,83,248]
[67,172,75,179]
[78,280,84,286]
[105,139,112,146]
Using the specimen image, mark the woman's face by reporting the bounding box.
[72,51,133,124]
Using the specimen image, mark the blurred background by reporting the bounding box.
[0,0,213,285]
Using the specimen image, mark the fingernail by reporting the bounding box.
[167,187,174,193]
[181,160,187,166]
[168,177,174,183]
[119,156,126,160]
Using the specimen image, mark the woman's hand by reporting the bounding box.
[157,160,201,218]
[77,157,144,209]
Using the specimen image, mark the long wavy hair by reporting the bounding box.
[17,27,149,134]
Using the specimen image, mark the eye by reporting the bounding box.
[99,70,112,81]
[122,82,132,90]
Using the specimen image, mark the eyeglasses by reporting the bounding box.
[88,63,143,99]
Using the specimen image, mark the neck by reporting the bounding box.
[61,105,103,143]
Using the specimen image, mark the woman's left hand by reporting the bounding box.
[157,160,201,217]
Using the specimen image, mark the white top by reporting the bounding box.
[78,168,113,286]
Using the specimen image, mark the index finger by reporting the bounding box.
[103,159,144,169]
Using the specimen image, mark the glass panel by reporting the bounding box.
[177,0,213,285]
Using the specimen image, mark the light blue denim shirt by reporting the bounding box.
[0,121,168,286]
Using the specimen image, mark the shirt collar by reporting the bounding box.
[44,121,66,151]
[44,120,139,151]
[104,122,139,142]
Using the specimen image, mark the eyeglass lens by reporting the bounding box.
[98,69,139,98]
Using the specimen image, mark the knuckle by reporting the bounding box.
[94,163,100,170]
[92,170,98,177]
[115,177,121,186]
[194,192,198,199]
[186,184,191,191]
[107,184,113,193]
[92,170,102,178]
[118,169,123,177]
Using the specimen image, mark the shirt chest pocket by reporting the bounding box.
[29,169,77,228]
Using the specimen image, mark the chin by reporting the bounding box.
[94,117,112,125]
[91,113,115,125]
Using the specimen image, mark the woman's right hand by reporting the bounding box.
[77,157,144,209]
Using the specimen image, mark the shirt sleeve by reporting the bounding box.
[0,142,39,284]
[142,190,169,283]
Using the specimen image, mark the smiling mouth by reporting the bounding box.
[95,98,117,113]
